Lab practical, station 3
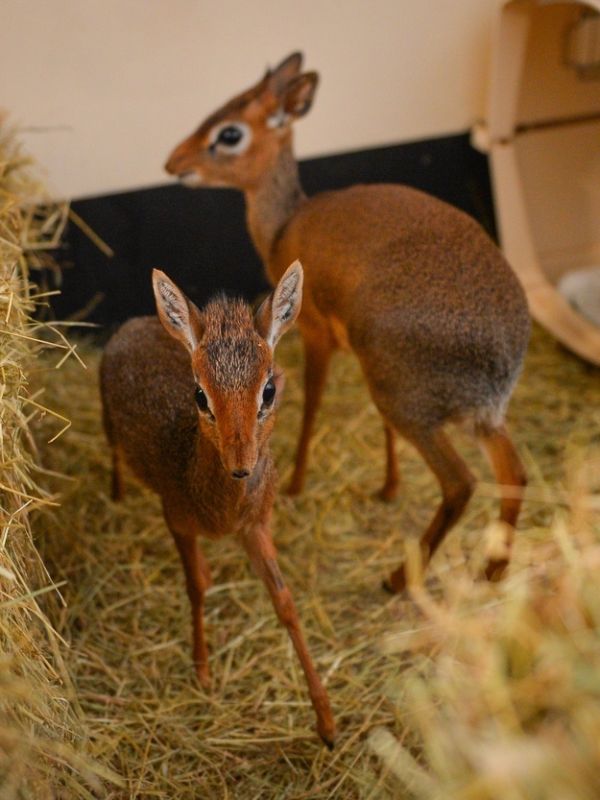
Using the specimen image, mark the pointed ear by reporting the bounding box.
[280,72,319,119]
[268,52,304,96]
[255,260,303,348]
[152,269,203,353]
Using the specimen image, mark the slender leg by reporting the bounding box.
[111,446,125,501]
[242,525,336,748]
[478,424,527,581]
[165,509,212,688]
[287,333,333,496]
[378,422,400,502]
[384,427,475,593]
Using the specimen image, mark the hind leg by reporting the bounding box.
[384,427,475,593]
[287,330,334,496]
[478,424,527,581]
[111,446,125,501]
[102,401,125,501]
[378,422,400,502]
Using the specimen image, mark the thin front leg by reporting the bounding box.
[165,511,212,688]
[287,333,333,495]
[378,422,400,502]
[242,525,336,748]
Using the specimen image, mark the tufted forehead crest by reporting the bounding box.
[199,296,266,390]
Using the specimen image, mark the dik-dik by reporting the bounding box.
[100,261,335,748]
[165,53,530,591]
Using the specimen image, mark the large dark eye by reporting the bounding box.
[195,386,209,412]
[262,378,276,407]
[217,125,243,147]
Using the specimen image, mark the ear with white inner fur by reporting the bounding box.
[255,260,303,348]
[280,72,319,119]
[268,52,304,97]
[152,269,203,353]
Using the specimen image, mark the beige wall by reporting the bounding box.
[2,0,498,199]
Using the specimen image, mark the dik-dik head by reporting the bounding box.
[152,261,303,479]
[165,52,318,190]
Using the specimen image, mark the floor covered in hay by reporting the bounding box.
[31,323,599,799]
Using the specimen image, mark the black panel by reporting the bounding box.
[50,132,495,329]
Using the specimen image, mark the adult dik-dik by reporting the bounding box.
[165,53,530,591]
[100,261,335,747]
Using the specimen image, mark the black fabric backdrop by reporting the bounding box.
[50,132,496,333]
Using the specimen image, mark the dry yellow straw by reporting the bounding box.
[32,313,600,797]
[0,119,121,798]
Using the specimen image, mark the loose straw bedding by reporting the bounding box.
[30,319,600,799]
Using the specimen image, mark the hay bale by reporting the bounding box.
[0,121,118,798]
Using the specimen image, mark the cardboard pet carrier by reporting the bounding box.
[473,0,600,364]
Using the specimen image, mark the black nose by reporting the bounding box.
[232,469,250,479]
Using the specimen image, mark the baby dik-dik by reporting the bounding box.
[99,261,335,748]
[165,52,530,591]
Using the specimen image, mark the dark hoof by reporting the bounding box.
[376,484,399,503]
[195,666,212,690]
[319,733,335,751]
[382,571,406,595]
[484,560,509,583]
